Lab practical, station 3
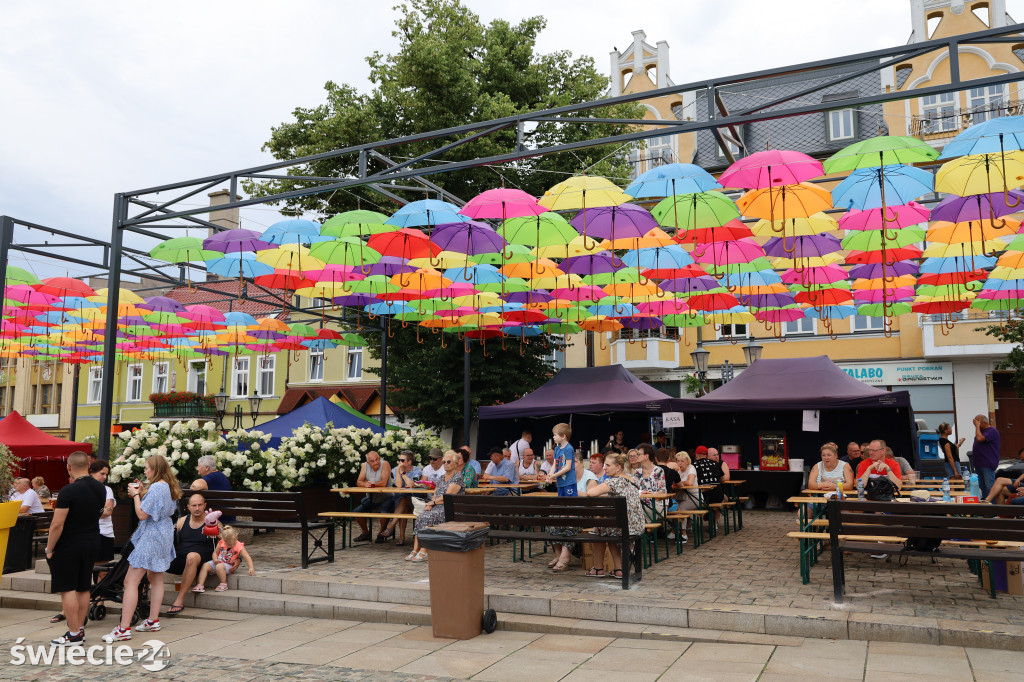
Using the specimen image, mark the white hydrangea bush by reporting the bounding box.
[108,420,224,493]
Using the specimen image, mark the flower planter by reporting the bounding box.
[153,400,216,419]
[0,500,24,578]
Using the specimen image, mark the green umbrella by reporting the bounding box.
[788,280,851,292]
[321,210,396,238]
[916,283,980,297]
[662,314,711,327]
[841,226,925,250]
[289,323,318,337]
[340,333,369,346]
[470,244,534,265]
[499,213,578,248]
[4,266,40,286]
[857,302,912,316]
[149,237,223,263]
[344,277,399,296]
[583,268,642,286]
[543,306,594,322]
[971,298,1022,311]
[542,322,582,335]
[142,312,190,325]
[309,238,382,266]
[651,191,740,232]
[823,135,939,173]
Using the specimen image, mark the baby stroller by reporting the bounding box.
[88,541,149,625]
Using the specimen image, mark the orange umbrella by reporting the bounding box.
[737,183,832,220]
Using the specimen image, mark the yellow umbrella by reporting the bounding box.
[927,219,1021,243]
[456,313,504,327]
[408,250,472,269]
[852,276,917,290]
[750,213,839,237]
[771,253,844,268]
[599,227,676,251]
[451,293,503,308]
[530,273,583,289]
[256,244,326,271]
[737,183,832,220]
[921,240,1006,258]
[531,235,602,259]
[935,151,1024,196]
[295,282,352,299]
[89,288,145,304]
[538,176,632,211]
[708,310,756,324]
[990,265,1024,278]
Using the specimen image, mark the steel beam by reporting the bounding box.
[97,194,126,458]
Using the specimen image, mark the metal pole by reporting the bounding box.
[0,216,13,282]
[97,194,125,458]
[463,344,471,448]
[379,316,388,431]
[69,364,80,442]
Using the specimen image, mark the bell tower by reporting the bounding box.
[909,0,1008,42]
[608,30,671,97]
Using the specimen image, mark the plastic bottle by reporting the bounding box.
[942,478,951,503]
[857,477,865,500]
[969,473,981,499]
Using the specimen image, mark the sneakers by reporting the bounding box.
[136,619,160,632]
[102,626,132,643]
[679,535,688,545]
[667,531,676,540]
[51,629,84,646]
[870,553,889,560]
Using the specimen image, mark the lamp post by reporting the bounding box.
[248,390,262,429]
[213,391,229,431]
[742,336,763,366]
[690,343,710,395]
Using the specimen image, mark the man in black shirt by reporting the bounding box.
[167,493,216,616]
[840,442,865,470]
[46,451,105,646]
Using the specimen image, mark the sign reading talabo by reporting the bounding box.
[839,361,952,386]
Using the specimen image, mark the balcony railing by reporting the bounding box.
[910,100,1024,141]
[152,399,216,419]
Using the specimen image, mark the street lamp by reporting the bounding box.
[248,390,262,428]
[690,343,710,395]
[742,336,763,365]
[213,391,229,430]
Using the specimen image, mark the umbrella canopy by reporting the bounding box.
[719,149,823,188]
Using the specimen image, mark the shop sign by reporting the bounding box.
[840,361,952,385]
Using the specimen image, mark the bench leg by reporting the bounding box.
[830,540,845,603]
[301,530,309,570]
[328,524,335,563]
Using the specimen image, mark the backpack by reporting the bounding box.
[864,476,897,501]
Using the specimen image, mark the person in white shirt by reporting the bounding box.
[10,478,44,514]
[420,449,445,484]
[517,449,541,480]
[509,431,532,466]
[540,449,555,476]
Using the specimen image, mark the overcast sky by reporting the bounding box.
[1,0,1019,278]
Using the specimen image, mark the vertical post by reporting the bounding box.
[358,150,367,178]
[463,343,471,448]
[0,216,13,283]
[97,194,125,458]
[379,317,388,431]
[948,39,961,85]
[69,364,80,441]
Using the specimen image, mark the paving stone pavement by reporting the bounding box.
[2,607,1024,680]
[242,510,1024,626]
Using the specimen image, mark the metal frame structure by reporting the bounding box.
[5,22,1024,455]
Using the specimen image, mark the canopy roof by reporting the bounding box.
[478,365,672,419]
[0,410,93,458]
[258,396,393,447]
[672,355,911,411]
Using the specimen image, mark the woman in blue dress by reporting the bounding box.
[102,454,181,643]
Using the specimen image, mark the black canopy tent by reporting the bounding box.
[668,356,916,470]
[477,365,672,453]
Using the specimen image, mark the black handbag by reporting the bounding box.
[864,476,897,501]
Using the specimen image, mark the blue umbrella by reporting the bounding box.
[920,255,996,273]
[620,244,694,270]
[720,270,784,288]
[224,311,259,327]
[624,163,721,198]
[939,115,1024,159]
[804,305,859,319]
[832,165,934,210]
[590,303,638,317]
[262,219,331,245]
[302,338,337,350]
[385,199,470,228]
[365,302,413,316]
[502,326,543,337]
[443,264,504,285]
[207,254,273,279]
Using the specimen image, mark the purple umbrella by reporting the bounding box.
[502,290,553,304]
[203,229,274,253]
[139,296,187,313]
[930,190,1024,223]
[847,262,918,279]
[619,316,664,330]
[430,221,506,255]
[853,288,915,303]
[365,256,417,277]
[570,204,657,239]
[659,276,723,294]
[762,234,842,258]
[744,293,797,308]
[560,252,624,276]
[332,294,381,307]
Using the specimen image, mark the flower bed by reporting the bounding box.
[149,391,216,418]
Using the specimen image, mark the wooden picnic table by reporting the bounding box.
[332,486,494,496]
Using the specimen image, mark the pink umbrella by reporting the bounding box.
[838,201,930,231]
[308,265,365,283]
[460,188,548,220]
[852,288,915,303]
[719,150,823,189]
[755,307,807,323]
[636,299,690,315]
[691,238,767,265]
[780,265,847,285]
[550,285,605,302]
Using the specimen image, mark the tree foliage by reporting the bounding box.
[362,324,559,443]
[981,320,1024,400]
[246,0,642,214]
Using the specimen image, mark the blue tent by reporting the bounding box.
[259,396,389,448]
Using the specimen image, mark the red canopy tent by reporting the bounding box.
[0,411,93,493]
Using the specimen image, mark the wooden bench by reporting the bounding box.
[318,511,416,547]
[192,490,333,569]
[445,494,640,590]
[666,509,708,549]
[707,501,736,537]
[826,499,1024,602]
[30,511,55,558]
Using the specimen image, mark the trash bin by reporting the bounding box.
[417,521,492,639]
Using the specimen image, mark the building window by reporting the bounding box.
[718,323,748,339]
[40,383,54,414]
[309,351,324,382]
[126,364,143,402]
[828,109,855,141]
[88,367,103,404]
[257,356,276,397]
[852,315,885,332]
[346,347,363,380]
[646,134,674,165]
[715,130,743,159]
[671,102,684,121]
[187,361,207,394]
[969,85,1005,123]
[0,386,6,416]
[232,357,250,398]
[920,92,957,133]
[784,318,816,336]
[152,362,169,394]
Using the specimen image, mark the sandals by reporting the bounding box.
[551,560,570,572]
[215,583,229,592]
[404,550,418,561]
[166,605,185,616]
[50,613,66,623]
[191,585,205,593]
[410,550,429,563]
[607,569,624,579]
[584,567,605,578]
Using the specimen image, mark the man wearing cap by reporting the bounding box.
[420,448,445,484]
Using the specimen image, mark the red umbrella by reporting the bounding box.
[368,228,440,260]
[35,277,96,298]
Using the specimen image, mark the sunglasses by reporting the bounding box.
[398,459,408,463]
[442,459,457,464]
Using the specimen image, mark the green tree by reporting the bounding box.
[246,0,642,213]
[981,320,1024,400]
[362,324,560,444]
